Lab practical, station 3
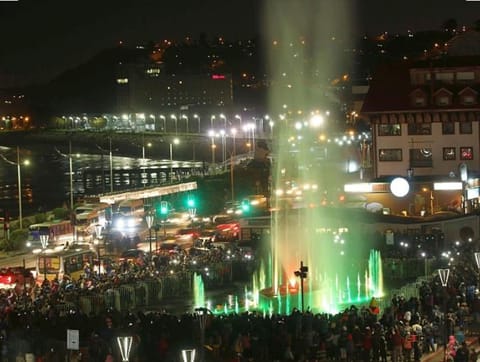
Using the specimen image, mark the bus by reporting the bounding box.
[117,199,144,217]
[35,248,96,281]
[76,209,107,240]
[27,220,74,249]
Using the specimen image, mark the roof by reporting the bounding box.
[361,56,480,115]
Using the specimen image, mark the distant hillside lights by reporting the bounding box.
[0,115,30,130]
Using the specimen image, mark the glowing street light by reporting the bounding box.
[219,114,227,129]
[117,336,133,362]
[170,114,178,134]
[181,114,189,133]
[170,138,180,181]
[193,114,201,133]
[208,130,216,166]
[40,234,49,280]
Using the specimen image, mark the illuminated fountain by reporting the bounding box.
[255,0,383,314]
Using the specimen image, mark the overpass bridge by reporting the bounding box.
[98,181,197,204]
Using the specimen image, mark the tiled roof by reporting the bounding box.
[362,57,480,114]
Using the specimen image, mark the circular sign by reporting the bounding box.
[390,177,410,197]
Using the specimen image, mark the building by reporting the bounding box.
[115,62,233,115]
[358,31,480,216]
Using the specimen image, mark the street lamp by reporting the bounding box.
[220,130,226,171]
[117,336,133,362]
[96,137,115,193]
[234,114,242,128]
[169,138,180,182]
[230,128,237,202]
[219,114,227,129]
[170,114,178,135]
[95,225,103,273]
[181,349,196,362]
[208,130,216,169]
[159,115,166,132]
[0,146,30,229]
[40,234,49,280]
[193,114,201,133]
[195,307,211,362]
[438,268,450,362]
[145,214,154,260]
[181,114,189,133]
[55,141,76,239]
[294,261,308,312]
[210,115,215,129]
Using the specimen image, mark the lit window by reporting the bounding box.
[460,147,473,160]
[443,147,456,160]
[379,149,402,161]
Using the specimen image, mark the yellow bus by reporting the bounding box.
[35,248,95,281]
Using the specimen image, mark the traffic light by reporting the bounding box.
[241,199,251,213]
[187,197,195,208]
[158,201,168,216]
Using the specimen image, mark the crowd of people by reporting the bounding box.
[0,235,478,361]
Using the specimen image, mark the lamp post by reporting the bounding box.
[171,114,178,135]
[220,130,226,171]
[294,261,308,312]
[181,114,189,133]
[54,142,75,239]
[195,307,211,362]
[159,115,166,132]
[96,137,114,193]
[117,336,133,362]
[0,146,30,229]
[145,214,154,261]
[219,114,227,129]
[230,128,237,202]
[169,138,180,182]
[181,349,196,362]
[193,114,201,133]
[208,130,216,170]
[40,234,49,280]
[95,225,103,273]
[438,268,450,362]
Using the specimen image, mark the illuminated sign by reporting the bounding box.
[211,74,226,80]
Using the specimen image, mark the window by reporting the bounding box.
[378,124,401,136]
[460,147,474,160]
[462,95,476,105]
[435,72,454,81]
[379,149,402,161]
[442,122,455,135]
[460,121,472,134]
[437,96,450,106]
[408,123,431,135]
[443,147,456,160]
[414,97,426,106]
[457,72,475,81]
[410,148,433,168]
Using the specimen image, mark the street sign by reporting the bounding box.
[67,329,79,350]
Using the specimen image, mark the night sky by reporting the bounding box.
[1,0,479,87]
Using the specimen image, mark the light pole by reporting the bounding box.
[96,137,115,193]
[193,114,201,133]
[40,234,49,280]
[181,114,189,133]
[171,114,178,135]
[220,130,226,171]
[145,214,154,261]
[208,130,216,169]
[195,307,211,362]
[438,268,450,362]
[210,115,215,129]
[54,142,75,238]
[230,128,237,202]
[294,261,308,312]
[117,336,133,362]
[159,115,166,132]
[0,146,30,229]
[169,138,180,182]
[219,114,227,129]
[234,114,242,128]
[95,225,103,273]
[181,349,196,362]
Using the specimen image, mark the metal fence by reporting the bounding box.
[58,272,193,316]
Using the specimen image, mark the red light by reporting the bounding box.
[211,74,225,80]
